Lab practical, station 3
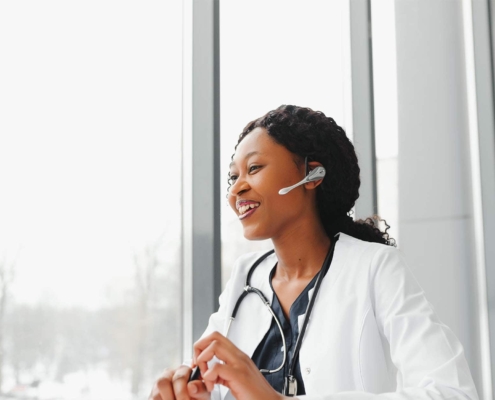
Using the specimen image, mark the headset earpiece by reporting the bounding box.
[279,165,326,195]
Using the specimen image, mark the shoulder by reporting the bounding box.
[337,232,405,278]
[337,232,397,260]
[337,233,419,311]
[338,233,417,293]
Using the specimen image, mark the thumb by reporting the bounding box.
[188,380,210,400]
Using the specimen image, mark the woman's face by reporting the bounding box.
[228,127,315,240]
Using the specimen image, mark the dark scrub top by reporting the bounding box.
[251,264,322,396]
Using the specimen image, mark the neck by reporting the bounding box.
[271,217,331,282]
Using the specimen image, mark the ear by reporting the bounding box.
[304,161,325,190]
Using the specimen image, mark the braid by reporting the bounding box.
[228,105,396,247]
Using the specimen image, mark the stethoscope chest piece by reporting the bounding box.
[284,375,298,397]
[222,234,340,396]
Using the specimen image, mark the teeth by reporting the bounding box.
[238,203,260,215]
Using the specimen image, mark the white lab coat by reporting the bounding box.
[201,233,479,400]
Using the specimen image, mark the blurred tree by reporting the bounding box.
[103,231,182,396]
[0,253,17,393]
[1,232,182,396]
[7,304,57,383]
[129,235,164,396]
[53,307,102,382]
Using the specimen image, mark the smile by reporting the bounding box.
[239,207,258,219]
[237,202,260,219]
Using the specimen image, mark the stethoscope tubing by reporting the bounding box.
[225,286,287,374]
[286,237,337,377]
[229,234,339,377]
[188,234,340,392]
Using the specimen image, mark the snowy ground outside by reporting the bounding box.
[0,367,151,400]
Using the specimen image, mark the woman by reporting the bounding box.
[149,105,478,400]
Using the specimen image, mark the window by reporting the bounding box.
[0,2,182,398]
[220,0,353,286]
[371,0,399,245]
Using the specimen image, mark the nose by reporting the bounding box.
[229,174,250,197]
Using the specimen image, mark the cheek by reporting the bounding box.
[267,192,307,220]
[227,193,237,212]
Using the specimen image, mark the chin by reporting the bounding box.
[242,228,271,241]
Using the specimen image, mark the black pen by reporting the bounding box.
[188,365,201,382]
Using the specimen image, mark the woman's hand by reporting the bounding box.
[148,365,210,400]
[194,331,285,400]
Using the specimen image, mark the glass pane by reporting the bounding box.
[371,0,400,245]
[0,2,182,398]
[220,0,352,286]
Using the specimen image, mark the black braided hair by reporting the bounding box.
[227,105,396,246]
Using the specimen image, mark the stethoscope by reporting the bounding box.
[190,157,331,396]
[188,235,339,396]
[226,234,339,396]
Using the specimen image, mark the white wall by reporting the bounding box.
[395,0,482,394]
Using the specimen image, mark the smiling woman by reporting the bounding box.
[149,105,479,400]
[227,106,394,245]
[227,128,322,242]
[218,0,353,291]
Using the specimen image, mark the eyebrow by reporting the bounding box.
[229,151,262,169]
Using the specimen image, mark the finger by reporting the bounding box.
[148,385,162,400]
[195,340,227,383]
[194,333,241,367]
[201,362,234,389]
[196,339,243,370]
[155,369,176,400]
[187,380,210,400]
[193,331,235,363]
[172,366,193,400]
[150,389,167,400]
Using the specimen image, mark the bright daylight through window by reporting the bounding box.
[220,0,352,287]
[0,2,183,398]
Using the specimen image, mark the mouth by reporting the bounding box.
[237,201,260,220]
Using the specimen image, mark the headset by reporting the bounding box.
[279,157,326,195]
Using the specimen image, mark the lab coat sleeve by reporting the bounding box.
[186,254,244,400]
[200,279,232,400]
[201,275,232,337]
[296,246,479,400]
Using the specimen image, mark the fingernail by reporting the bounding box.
[189,384,197,394]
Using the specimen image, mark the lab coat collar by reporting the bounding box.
[227,233,349,359]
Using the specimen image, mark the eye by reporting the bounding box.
[249,165,261,173]
[229,173,238,183]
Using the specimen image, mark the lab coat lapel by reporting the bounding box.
[297,286,315,333]
[297,233,346,333]
[226,253,276,359]
[298,233,352,393]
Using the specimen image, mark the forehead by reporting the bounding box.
[236,127,273,153]
[230,128,283,166]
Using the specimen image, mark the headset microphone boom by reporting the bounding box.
[278,166,326,195]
